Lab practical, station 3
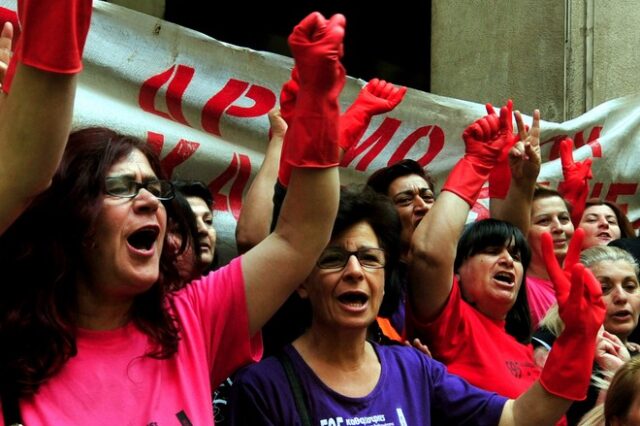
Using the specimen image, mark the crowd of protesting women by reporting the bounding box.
[1,1,639,425]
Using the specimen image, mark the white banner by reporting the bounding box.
[2,1,639,262]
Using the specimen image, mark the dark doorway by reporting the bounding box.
[164,1,431,92]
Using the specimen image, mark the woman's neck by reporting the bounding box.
[293,325,381,398]
[528,257,551,280]
[294,324,370,369]
[75,278,133,330]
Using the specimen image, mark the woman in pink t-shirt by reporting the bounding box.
[526,186,575,329]
[0,10,345,425]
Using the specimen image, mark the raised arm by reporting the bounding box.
[499,229,605,425]
[490,109,541,234]
[409,102,513,321]
[339,78,406,160]
[235,108,286,254]
[0,0,92,234]
[241,12,344,335]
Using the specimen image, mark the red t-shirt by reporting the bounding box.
[407,277,540,399]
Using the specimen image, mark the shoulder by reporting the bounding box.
[171,257,245,307]
[235,354,285,387]
[375,343,446,379]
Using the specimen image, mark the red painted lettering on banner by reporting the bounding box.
[145,131,200,178]
[139,65,195,125]
[340,118,401,170]
[546,126,603,161]
[388,125,445,167]
[208,153,252,220]
[201,79,276,136]
[590,182,604,199]
[146,131,164,156]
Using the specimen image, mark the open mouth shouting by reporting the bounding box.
[127,225,160,256]
[337,290,370,312]
[493,271,516,288]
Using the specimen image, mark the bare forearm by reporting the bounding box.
[0,65,76,234]
[409,191,469,321]
[491,178,536,235]
[235,135,283,254]
[500,382,571,426]
[243,167,339,334]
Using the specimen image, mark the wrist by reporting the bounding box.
[442,158,492,207]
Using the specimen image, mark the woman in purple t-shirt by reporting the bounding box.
[230,185,597,425]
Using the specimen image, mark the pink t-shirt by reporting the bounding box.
[5,257,262,426]
[407,278,540,399]
[526,275,556,329]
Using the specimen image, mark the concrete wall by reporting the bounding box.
[592,0,640,109]
[431,0,640,122]
[105,0,165,18]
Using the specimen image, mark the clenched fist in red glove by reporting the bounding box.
[288,12,345,104]
[339,78,407,153]
[443,100,516,206]
[557,138,593,226]
[281,12,346,172]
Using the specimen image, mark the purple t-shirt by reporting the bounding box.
[229,342,507,425]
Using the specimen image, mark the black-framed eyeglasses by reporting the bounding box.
[104,176,175,201]
[316,247,386,270]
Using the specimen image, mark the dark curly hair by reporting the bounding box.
[0,127,190,397]
[262,185,402,355]
[366,159,436,196]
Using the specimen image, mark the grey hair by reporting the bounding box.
[580,245,639,276]
[540,245,639,341]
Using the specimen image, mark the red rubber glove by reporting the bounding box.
[539,228,605,400]
[277,67,299,187]
[557,138,593,227]
[339,78,407,152]
[281,12,345,171]
[3,0,92,93]
[486,101,518,199]
[442,100,515,206]
[279,67,299,127]
[0,7,19,41]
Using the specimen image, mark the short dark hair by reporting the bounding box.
[366,159,435,196]
[172,180,213,209]
[454,218,532,344]
[261,185,403,355]
[332,185,402,316]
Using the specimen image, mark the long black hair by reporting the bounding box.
[454,218,533,344]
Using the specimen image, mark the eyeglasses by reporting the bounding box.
[105,176,175,200]
[316,247,386,270]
